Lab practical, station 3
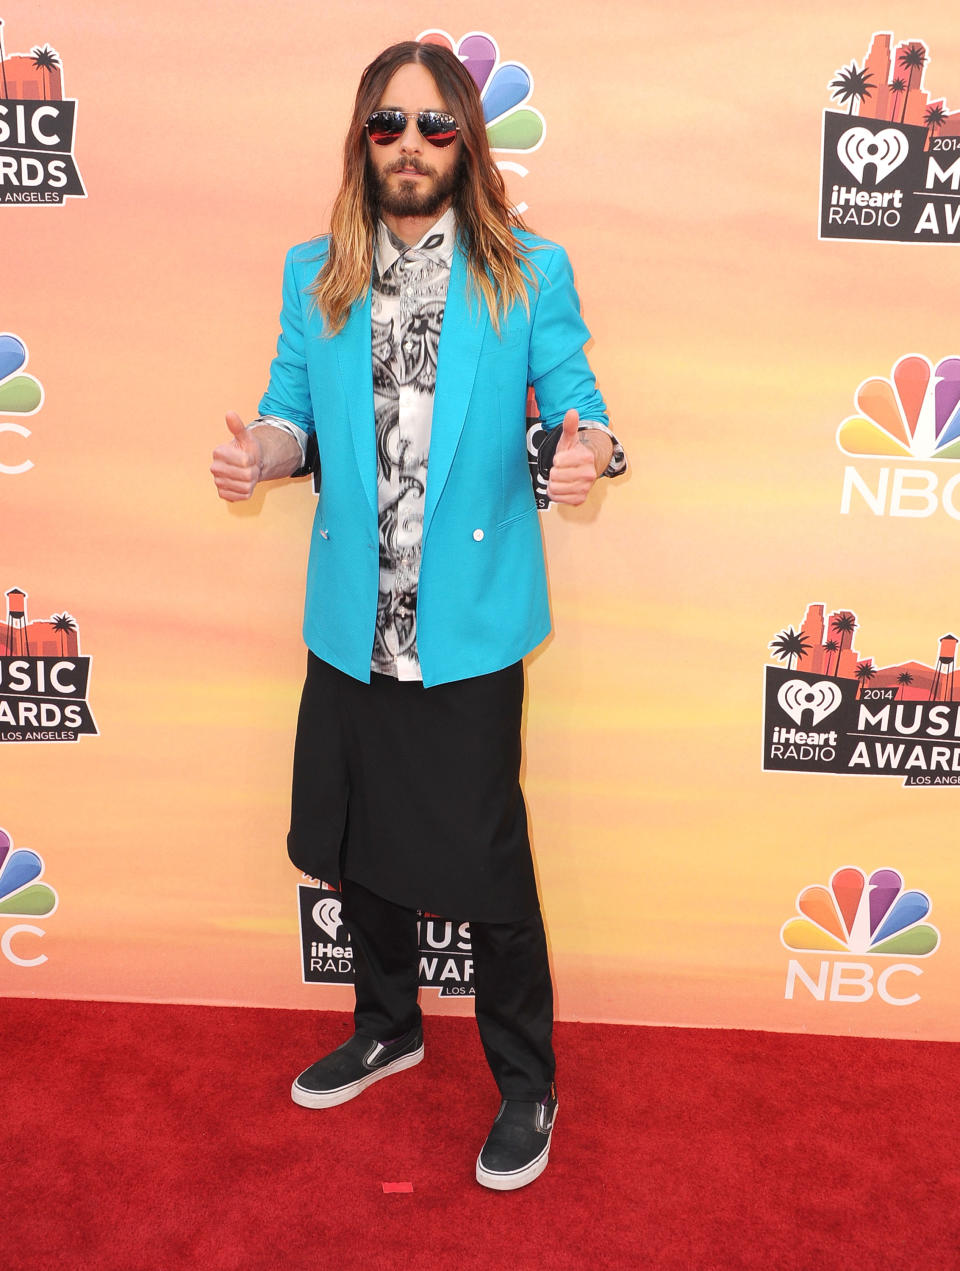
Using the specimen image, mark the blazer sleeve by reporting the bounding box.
[257,246,317,438]
[527,245,608,431]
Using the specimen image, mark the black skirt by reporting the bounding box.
[287,653,540,923]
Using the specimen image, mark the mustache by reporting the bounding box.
[386,157,434,176]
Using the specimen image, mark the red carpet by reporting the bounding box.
[2,999,958,1269]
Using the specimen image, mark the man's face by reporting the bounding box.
[367,62,463,221]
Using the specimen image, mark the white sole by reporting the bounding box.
[475,1108,557,1191]
[290,1044,424,1109]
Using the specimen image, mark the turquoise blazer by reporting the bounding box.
[259,230,608,687]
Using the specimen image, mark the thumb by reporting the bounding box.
[557,408,580,450]
[225,411,254,450]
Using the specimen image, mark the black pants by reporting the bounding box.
[342,878,556,1101]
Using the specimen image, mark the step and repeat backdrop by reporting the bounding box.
[3,1,960,1041]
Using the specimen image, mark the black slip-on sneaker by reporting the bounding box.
[291,1025,424,1109]
[476,1085,558,1190]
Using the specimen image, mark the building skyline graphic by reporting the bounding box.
[770,604,958,702]
[0,20,64,100]
[2,588,80,657]
[829,31,960,144]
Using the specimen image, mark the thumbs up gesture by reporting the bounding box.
[211,412,263,502]
[546,409,601,506]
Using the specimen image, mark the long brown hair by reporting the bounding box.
[310,41,536,334]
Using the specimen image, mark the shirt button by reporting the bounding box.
[473,529,484,541]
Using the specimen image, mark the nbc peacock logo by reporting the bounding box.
[0,332,43,475]
[782,866,939,1006]
[418,29,545,151]
[0,826,58,966]
[418,29,544,215]
[782,866,939,957]
[837,354,960,519]
[838,354,960,460]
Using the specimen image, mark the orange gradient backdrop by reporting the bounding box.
[3,0,959,1040]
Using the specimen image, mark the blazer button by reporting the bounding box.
[472,528,484,541]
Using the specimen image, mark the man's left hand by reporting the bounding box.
[546,409,613,506]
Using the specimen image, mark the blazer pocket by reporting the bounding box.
[497,505,537,533]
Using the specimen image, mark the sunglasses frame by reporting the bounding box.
[365,109,460,148]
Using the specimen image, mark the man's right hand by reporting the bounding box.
[211,412,263,502]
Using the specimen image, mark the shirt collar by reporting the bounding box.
[375,206,458,276]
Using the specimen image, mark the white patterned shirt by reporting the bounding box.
[368,209,457,680]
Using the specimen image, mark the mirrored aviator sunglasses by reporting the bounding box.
[365,109,459,148]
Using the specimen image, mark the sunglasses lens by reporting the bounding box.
[365,110,459,147]
[366,111,406,145]
[418,112,458,147]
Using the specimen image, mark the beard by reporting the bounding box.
[369,152,465,219]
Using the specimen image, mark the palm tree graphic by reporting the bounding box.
[889,77,907,121]
[898,44,928,123]
[824,639,839,673]
[0,18,9,99]
[51,613,77,655]
[829,612,858,676]
[855,661,877,698]
[769,627,812,672]
[924,104,949,148]
[829,61,875,115]
[897,670,914,699]
[29,45,60,101]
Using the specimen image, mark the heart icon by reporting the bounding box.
[777,679,843,726]
[836,126,909,184]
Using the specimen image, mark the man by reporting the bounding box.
[211,40,624,1191]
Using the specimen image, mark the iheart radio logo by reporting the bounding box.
[835,126,909,183]
[776,679,843,726]
[819,30,960,243]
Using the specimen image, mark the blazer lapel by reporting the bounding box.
[423,244,489,540]
[335,286,378,522]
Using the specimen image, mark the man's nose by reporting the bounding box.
[398,117,422,152]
